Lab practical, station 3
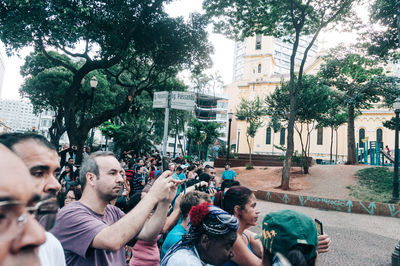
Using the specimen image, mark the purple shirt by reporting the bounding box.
[51,201,125,266]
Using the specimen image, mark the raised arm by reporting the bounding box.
[92,171,177,251]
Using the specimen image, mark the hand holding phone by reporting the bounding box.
[314,218,323,235]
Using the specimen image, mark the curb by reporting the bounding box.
[253,190,400,218]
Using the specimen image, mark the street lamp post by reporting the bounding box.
[226,112,233,164]
[393,97,400,202]
[89,76,98,150]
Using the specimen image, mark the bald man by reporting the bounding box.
[0,144,46,266]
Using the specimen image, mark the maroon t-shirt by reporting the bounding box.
[51,201,125,266]
[125,169,135,181]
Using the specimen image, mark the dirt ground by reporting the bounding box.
[215,164,371,200]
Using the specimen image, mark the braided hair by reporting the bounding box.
[161,203,239,265]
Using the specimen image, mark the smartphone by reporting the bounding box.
[314,219,323,235]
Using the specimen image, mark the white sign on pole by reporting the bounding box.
[153,91,169,108]
[170,91,195,111]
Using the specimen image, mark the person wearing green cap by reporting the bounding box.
[214,186,331,266]
[257,209,319,266]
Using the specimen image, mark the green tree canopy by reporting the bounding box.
[318,45,392,164]
[0,0,212,163]
[317,92,348,164]
[266,75,333,173]
[186,118,221,160]
[203,0,359,189]
[236,97,266,167]
[366,0,399,59]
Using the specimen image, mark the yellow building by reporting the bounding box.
[224,35,396,163]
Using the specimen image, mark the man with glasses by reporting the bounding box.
[51,151,181,266]
[0,133,66,265]
[0,144,46,266]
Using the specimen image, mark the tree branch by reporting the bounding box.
[38,44,78,74]
[55,42,91,61]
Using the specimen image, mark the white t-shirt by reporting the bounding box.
[39,232,66,266]
[163,245,213,266]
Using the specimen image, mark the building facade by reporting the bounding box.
[0,99,39,132]
[225,35,396,162]
[156,92,229,156]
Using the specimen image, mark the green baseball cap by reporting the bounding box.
[256,210,318,261]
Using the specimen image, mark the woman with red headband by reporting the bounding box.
[161,202,239,266]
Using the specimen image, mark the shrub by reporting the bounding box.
[245,163,254,170]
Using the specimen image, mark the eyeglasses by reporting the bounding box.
[0,198,58,236]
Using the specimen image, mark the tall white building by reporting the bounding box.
[232,35,318,81]
[0,99,39,132]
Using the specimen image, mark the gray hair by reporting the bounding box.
[79,151,116,190]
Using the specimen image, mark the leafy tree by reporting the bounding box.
[236,97,265,168]
[266,75,332,173]
[187,119,206,157]
[190,72,223,95]
[317,94,348,164]
[204,0,358,189]
[99,121,120,140]
[100,117,156,155]
[0,0,211,163]
[318,45,392,164]
[19,51,74,148]
[366,0,399,59]
[186,118,221,160]
[100,80,190,155]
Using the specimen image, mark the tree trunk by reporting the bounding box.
[347,105,356,164]
[281,27,301,190]
[282,94,297,190]
[335,128,339,164]
[49,109,66,150]
[295,124,308,174]
[246,135,252,167]
[75,137,86,165]
[330,126,334,164]
[178,135,185,156]
[49,129,64,151]
[197,143,201,159]
[303,125,312,174]
[66,125,90,165]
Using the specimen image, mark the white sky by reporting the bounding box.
[0,0,367,100]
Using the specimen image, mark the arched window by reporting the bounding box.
[266,127,271,144]
[376,128,383,143]
[280,128,285,145]
[317,127,323,145]
[258,64,262,73]
[359,128,365,148]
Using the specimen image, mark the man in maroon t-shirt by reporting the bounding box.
[125,161,135,182]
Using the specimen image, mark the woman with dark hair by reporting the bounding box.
[59,164,79,195]
[161,202,239,266]
[214,186,331,266]
[214,186,263,266]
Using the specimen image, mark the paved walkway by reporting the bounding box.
[252,200,399,266]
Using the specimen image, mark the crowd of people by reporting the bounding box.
[0,132,331,266]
